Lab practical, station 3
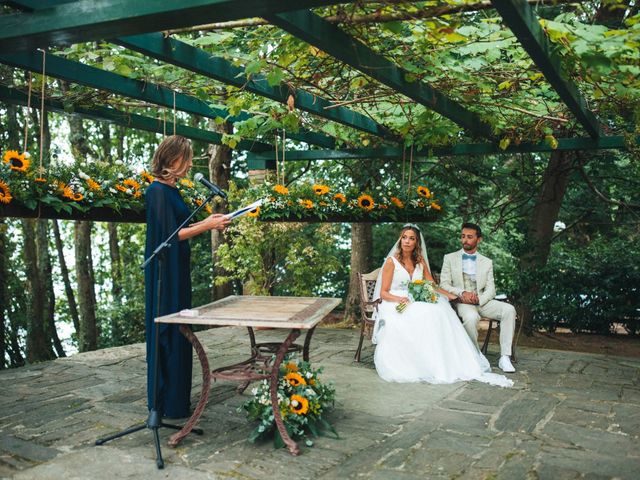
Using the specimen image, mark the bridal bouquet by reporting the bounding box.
[397,279,439,313]
[240,355,338,448]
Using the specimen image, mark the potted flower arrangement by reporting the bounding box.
[240,355,337,448]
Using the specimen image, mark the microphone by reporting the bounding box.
[193,173,227,199]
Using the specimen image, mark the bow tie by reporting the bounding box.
[462,253,477,261]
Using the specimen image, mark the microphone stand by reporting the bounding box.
[96,189,218,469]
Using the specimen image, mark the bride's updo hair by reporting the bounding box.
[395,225,424,267]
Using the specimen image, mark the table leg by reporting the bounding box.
[270,328,301,456]
[168,325,211,447]
[302,326,316,362]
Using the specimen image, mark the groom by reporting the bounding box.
[440,223,516,373]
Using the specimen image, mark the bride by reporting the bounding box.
[373,224,513,387]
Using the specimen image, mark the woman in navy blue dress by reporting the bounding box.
[145,135,230,418]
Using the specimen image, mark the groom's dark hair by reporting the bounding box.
[461,222,482,237]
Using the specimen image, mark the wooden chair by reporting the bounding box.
[354,268,381,362]
[480,303,523,362]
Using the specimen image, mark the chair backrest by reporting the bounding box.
[357,268,380,322]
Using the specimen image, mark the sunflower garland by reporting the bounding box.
[0,149,221,221]
[241,355,337,448]
[239,181,443,222]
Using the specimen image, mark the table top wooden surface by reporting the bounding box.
[155,295,341,329]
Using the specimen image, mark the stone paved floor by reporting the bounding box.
[1,327,639,479]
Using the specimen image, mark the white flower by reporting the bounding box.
[115,160,124,166]
[291,399,299,407]
[553,221,566,232]
[305,372,313,379]
[117,173,124,180]
[23,152,31,159]
[78,170,89,180]
[251,387,258,395]
[109,187,117,194]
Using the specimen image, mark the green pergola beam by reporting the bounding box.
[116,33,390,140]
[490,0,601,138]
[0,85,271,152]
[0,0,347,54]
[0,50,331,147]
[246,135,640,167]
[267,9,494,139]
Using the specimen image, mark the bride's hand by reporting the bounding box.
[397,296,410,305]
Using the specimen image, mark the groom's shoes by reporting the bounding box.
[498,355,516,373]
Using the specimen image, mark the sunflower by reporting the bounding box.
[289,394,309,415]
[140,171,154,184]
[62,186,75,200]
[0,180,12,204]
[333,193,346,203]
[313,184,330,195]
[115,184,128,193]
[247,206,260,217]
[430,201,442,211]
[357,194,375,211]
[179,178,194,188]
[86,178,101,191]
[205,204,213,214]
[194,198,204,207]
[124,178,141,190]
[299,199,314,209]
[72,192,84,202]
[3,150,30,172]
[284,372,306,387]
[390,196,404,208]
[417,186,432,198]
[273,184,289,195]
[133,190,142,199]
[285,362,298,372]
[34,177,47,184]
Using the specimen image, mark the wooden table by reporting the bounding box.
[155,295,341,455]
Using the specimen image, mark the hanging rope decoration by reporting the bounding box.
[401,145,406,193]
[406,144,414,199]
[39,49,46,173]
[173,90,177,136]
[281,128,286,185]
[22,72,32,155]
[162,109,166,136]
[274,131,279,184]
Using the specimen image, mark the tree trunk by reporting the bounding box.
[3,98,26,366]
[22,218,56,362]
[516,151,574,334]
[344,222,373,322]
[108,222,123,343]
[52,220,81,334]
[208,121,233,300]
[0,219,6,369]
[37,220,65,357]
[75,221,98,351]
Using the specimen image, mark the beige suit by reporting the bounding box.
[440,249,515,356]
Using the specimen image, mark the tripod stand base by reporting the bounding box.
[95,409,203,469]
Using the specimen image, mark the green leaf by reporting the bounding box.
[245,60,266,76]
[499,138,511,150]
[382,21,403,35]
[266,68,284,87]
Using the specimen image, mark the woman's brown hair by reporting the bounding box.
[394,225,424,268]
[151,135,193,181]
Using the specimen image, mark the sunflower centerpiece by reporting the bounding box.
[240,355,337,448]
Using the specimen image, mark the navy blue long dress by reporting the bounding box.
[144,181,193,418]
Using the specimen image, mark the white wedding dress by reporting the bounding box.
[374,257,513,387]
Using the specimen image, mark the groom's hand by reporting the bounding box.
[459,291,479,304]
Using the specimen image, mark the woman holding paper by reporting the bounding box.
[144,135,230,418]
